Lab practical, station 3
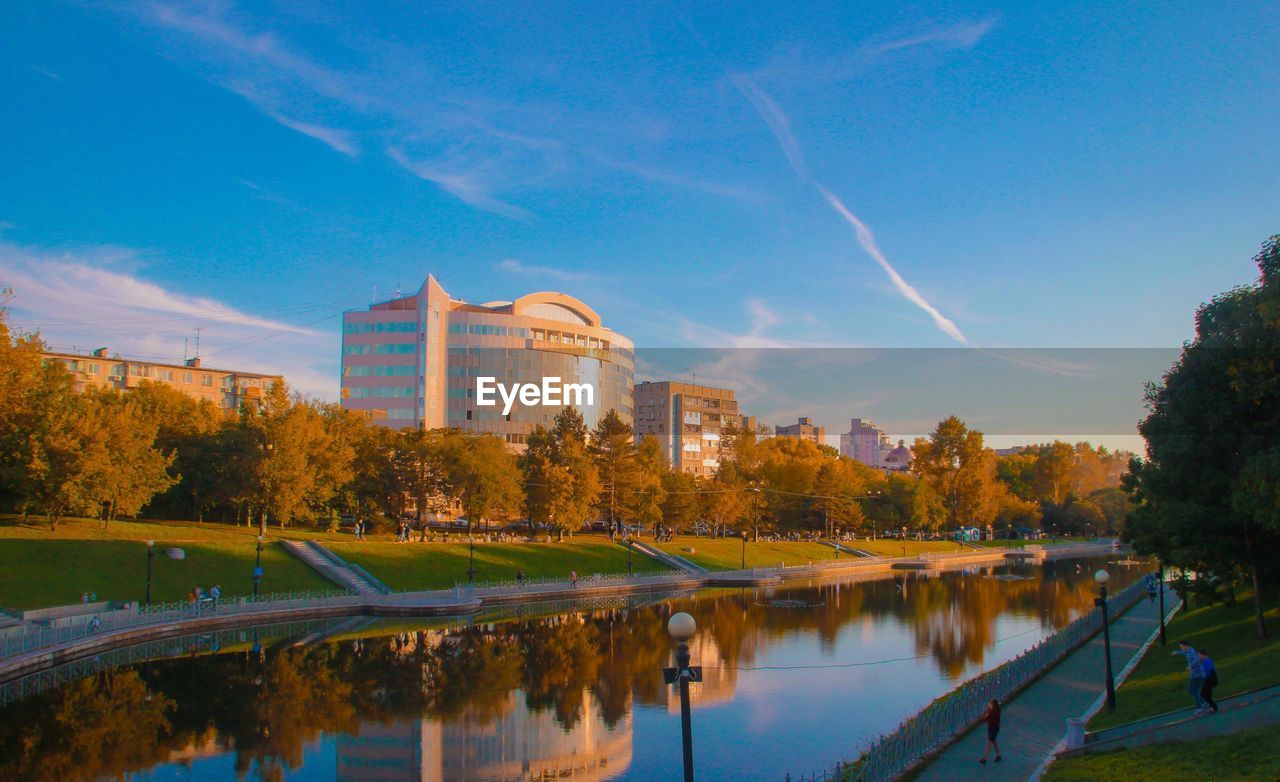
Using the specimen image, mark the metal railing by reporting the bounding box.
[450,569,700,594]
[0,587,355,662]
[787,577,1149,782]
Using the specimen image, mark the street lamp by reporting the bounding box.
[627,534,635,576]
[1094,569,1116,711]
[664,612,701,782]
[901,526,907,557]
[1157,561,1166,646]
[740,533,747,570]
[145,541,155,605]
[145,541,185,606]
[468,521,476,583]
[253,534,265,598]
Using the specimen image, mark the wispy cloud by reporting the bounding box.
[497,258,592,282]
[724,63,969,343]
[261,108,359,156]
[0,237,339,398]
[867,18,997,57]
[389,148,532,220]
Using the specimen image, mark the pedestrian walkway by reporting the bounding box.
[1068,683,1280,756]
[911,593,1165,781]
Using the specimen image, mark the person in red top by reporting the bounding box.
[979,699,1002,764]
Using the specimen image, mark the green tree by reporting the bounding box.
[1126,236,1280,639]
[590,409,637,536]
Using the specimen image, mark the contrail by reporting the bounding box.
[728,70,968,344]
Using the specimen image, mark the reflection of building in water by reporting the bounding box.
[666,633,736,713]
[336,690,631,782]
[337,720,439,782]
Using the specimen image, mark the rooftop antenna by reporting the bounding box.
[681,367,696,386]
[194,327,203,359]
[394,281,402,299]
[373,285,378,304]
[184,337,189,361]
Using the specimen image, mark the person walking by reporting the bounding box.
[570,570,578,589]
[1197,649,1219,714]
[1173,640,1207,711]
[210,584,221,606]
[516,568,526,589]
[978,699,1002,764]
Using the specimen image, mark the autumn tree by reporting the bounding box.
[911,416,999,529]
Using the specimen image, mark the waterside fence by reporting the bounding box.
[784,576,1149,782]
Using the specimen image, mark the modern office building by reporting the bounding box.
[41,347,281,412]
[775,416,826,446]
[840,417,893,467]
[633,380,749,477]
[340,275,634,443]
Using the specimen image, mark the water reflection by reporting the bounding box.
[0,557,1138,782]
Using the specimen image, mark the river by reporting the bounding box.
[0,555,1142,782]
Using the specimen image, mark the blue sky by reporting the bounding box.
[1,1,1277,437]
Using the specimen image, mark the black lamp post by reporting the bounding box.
[146,542,185,606]
[1094,569,1116,711]
[468,521,476,583]
[901,526,907,557]
[627,535,634,576]
[145,540,155,606]
[664,612,701,782]
[740,533,746,570]
[253,534,264,598]
[1157,561,1167,646]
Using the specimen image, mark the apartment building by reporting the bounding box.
[42,348,282,412]
[775,416,826,446]
[633,380,749,477]
[840,417,893,467]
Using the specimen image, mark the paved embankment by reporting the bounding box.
[911,591,1165,782]
[0,543,1120,688]
[1059,682,1280,759]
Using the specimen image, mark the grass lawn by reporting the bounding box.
[1088,592,1280,730]
[652,538,841,570]
[851,539,970,557]
[0,513,356,543]
[329,538,669,591]
[1043,725,1280,781]
[0,539,333,610]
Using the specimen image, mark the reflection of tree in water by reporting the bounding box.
[0,670,174,782]
[0,559,1130,780]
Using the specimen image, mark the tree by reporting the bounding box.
[590,409,637,536]
[1126,235,1280,640]
[661,470,700,531]
[911,416,999,529]
[627,436,668,531]
[522,408,601,539]
[445,433,523,535]
[82,389,176,524]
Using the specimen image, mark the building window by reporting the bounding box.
[183,372,193,383]
[202,375,212,386]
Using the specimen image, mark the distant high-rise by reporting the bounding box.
[341,275,633,444]
[634,380,745,477]
[776,416,826,446]
[840,417,893,467]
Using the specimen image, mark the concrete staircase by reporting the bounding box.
[1067,683,1280,756]
[625,539,705,572]
[280,541,391,595]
